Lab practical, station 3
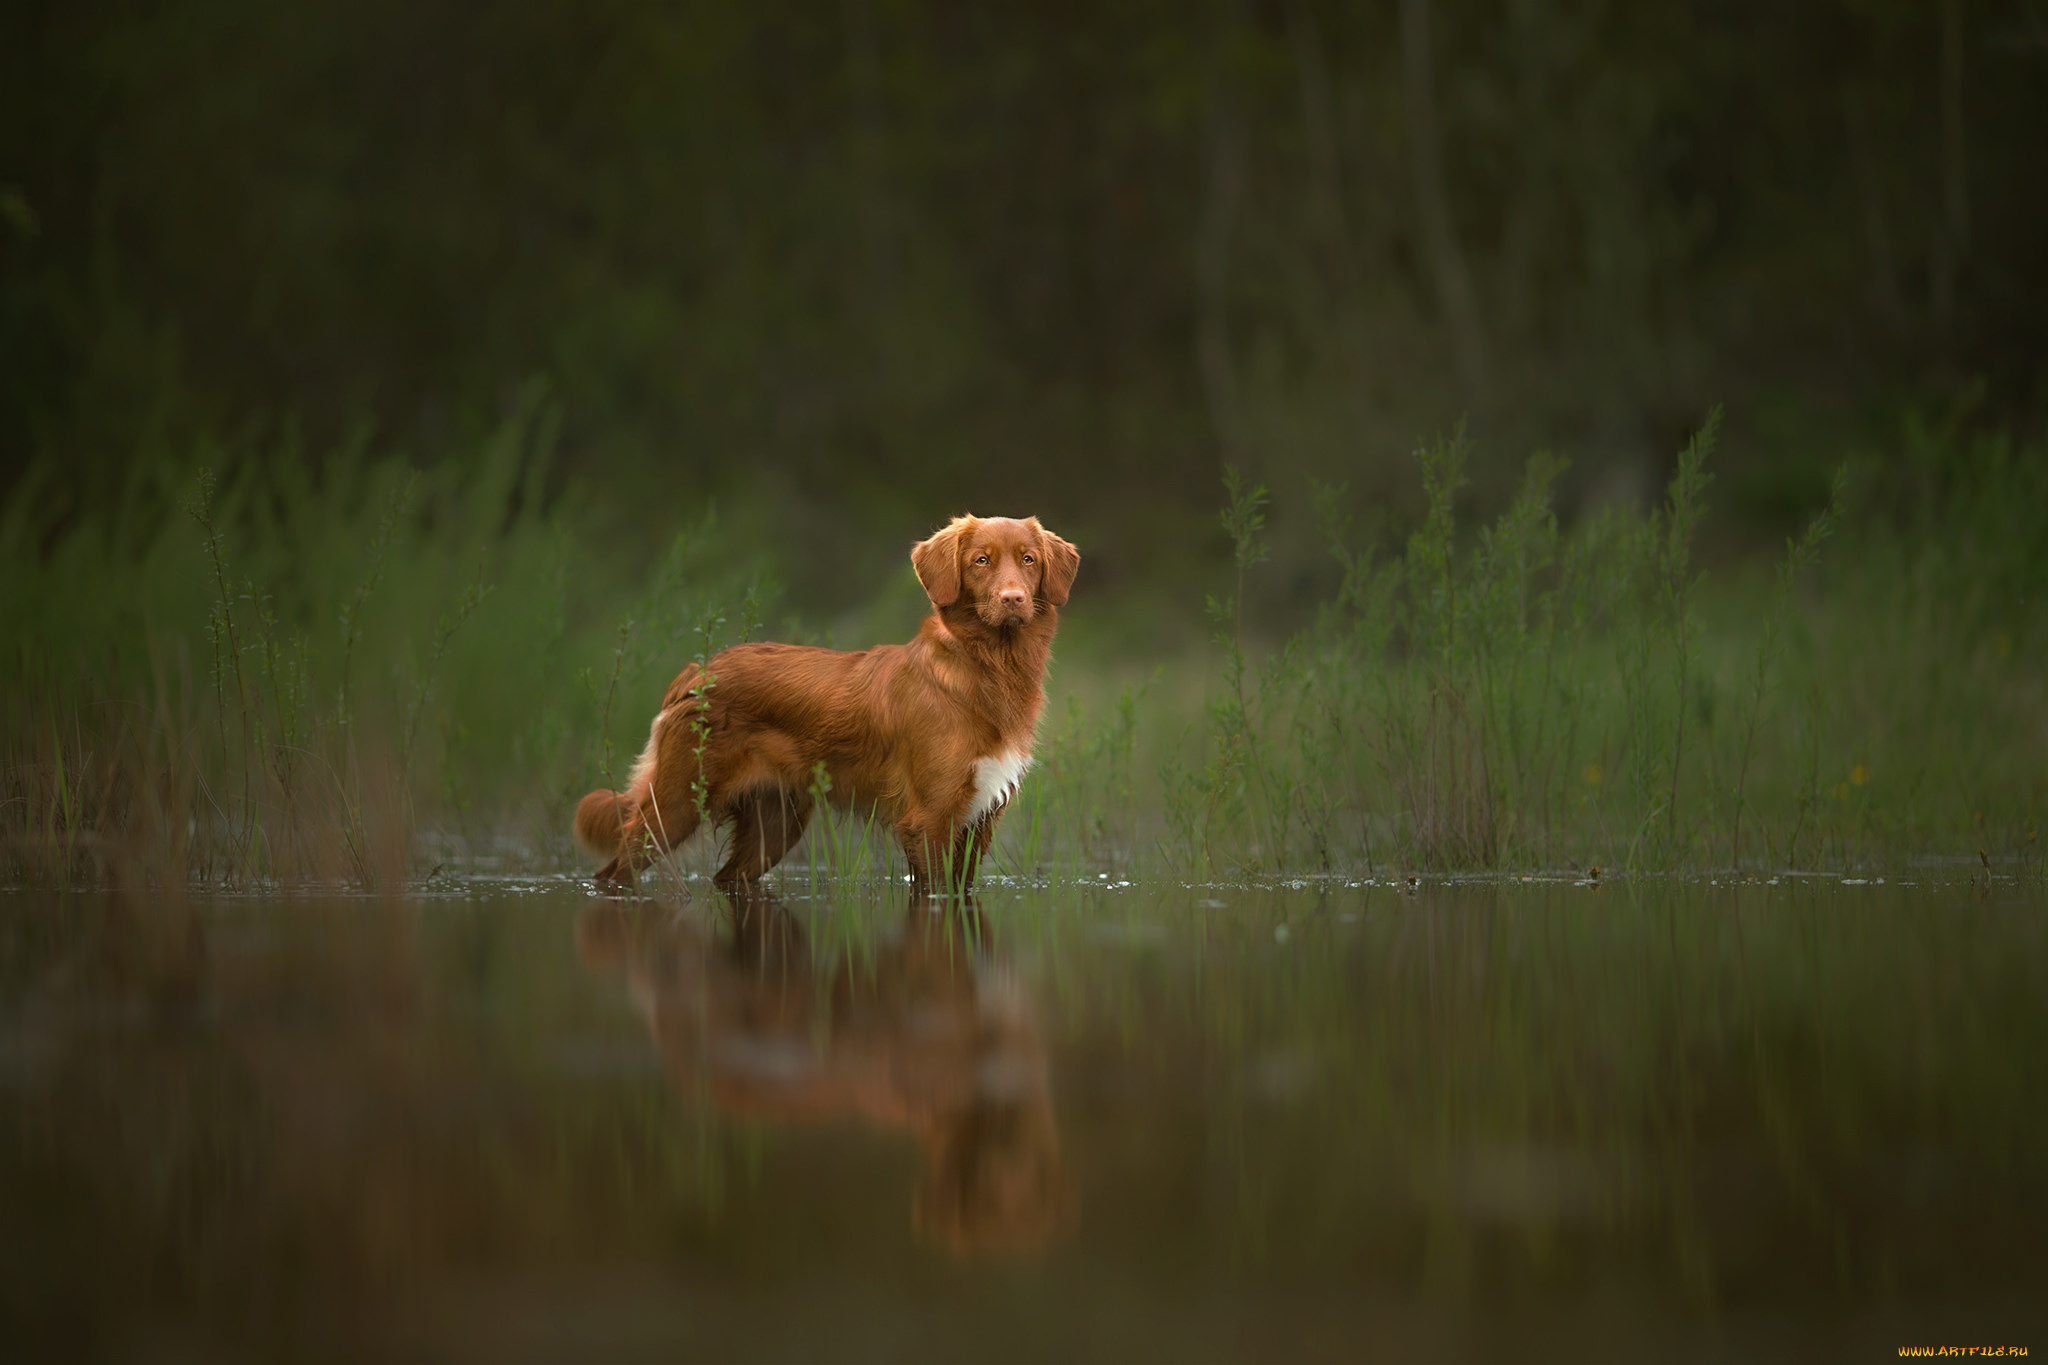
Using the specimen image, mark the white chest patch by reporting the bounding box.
[964,747,1033,825]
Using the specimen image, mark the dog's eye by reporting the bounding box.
[975,554,989,565]
[1022,553,1035,565]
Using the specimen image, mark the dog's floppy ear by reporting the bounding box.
[912,516,971,608]
[1031,520,1080,606]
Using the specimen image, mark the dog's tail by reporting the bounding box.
[574,788,629,861]
[573,662,706,864]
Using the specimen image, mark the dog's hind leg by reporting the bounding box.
[597,783,705,887]
[590,671,709,888]
[714,787,813,888]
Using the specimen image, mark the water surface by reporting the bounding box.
[4,872,2043,1361]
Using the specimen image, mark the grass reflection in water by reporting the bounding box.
[2,872,2042,1361]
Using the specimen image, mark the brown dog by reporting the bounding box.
[574,515,1079,890]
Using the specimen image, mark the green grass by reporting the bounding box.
[0,397,772,887]
[3,404,2043,889]
[1121,413,2043,876]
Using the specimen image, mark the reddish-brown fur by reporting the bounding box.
[574,515,1079,890]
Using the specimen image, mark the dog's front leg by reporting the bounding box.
[895,809,957,892]
[949,812,1001,890]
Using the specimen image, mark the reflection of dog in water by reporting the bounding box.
[576,891,1072,1256]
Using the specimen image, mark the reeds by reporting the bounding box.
[1143,410,2045,874]
[4,402,2042,889]
[0,396,762,888]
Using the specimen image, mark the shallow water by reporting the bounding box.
[4,872,2044,1362]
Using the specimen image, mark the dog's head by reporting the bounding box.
[912,515,1080,627]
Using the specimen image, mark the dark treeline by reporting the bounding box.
[4,0,2045,605]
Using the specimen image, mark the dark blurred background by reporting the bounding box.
[4,0,2045,616]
